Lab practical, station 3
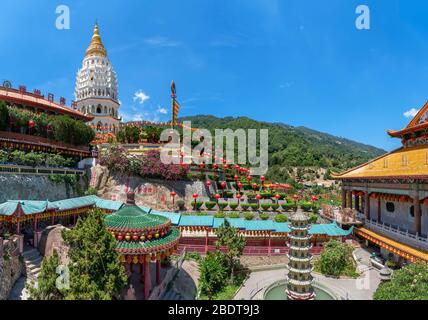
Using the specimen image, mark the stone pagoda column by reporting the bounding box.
[286,210,315,300]
[414,195,421,236]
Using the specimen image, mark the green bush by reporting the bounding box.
[192,201,204,210]
[228,212,240,219]
[281,202,295,212]
[244,212,254,220]
[205,201,217,210]
[260,191,272,199]
[309,213,318,224]
[229,203,239,211]
[271,203,280,211]
[214,211,226,218]
[259,213,270,220]
[196,211,208,216]
[311,203,320,213]
[260,203,271,211]
[249,203,259,211]
[240,203,250,211]
[85,187,98,196]
[176,200,186,211]
[218,202,228,210]
[0,101,9,131]
[274,214,288,223]
[301,201,312,212]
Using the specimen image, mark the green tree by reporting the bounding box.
[0,100,9,131]
[199,251,227,300]
[374,262,428,300]
[215,219,246,283]
[116,126,140,144]
[61,209,127,300]
[28,250,64,300]
[319,239,354,277]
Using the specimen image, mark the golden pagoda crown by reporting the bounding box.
[85,22,107,58]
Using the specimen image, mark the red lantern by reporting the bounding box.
[213,164,219,170]
[132,233,139,241]
[28,120,35,128]
[199,162,205,169]
[236,193,242,199]
[260,176,265,182]
[117,233,123,241]
[310,196,318,202]
[147,233,153,240]
[234,175,239,181]
[206,181,212,187]
[215,193,221,203]
[192,193,199,199]
[252,183,258,190]
[222,159,227,164]
[247,175,252,181]
[237,182,243,190]
[256,194,262,200]
[223,165,229,170]
[220,181,227,189]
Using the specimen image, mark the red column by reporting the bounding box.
[144,256,151,300]
[364,192,370,220]
[205,228,209,254]
[156,259,161,286]
[17,220,21,235]
[414,195,421,236]
[73,214,76,225]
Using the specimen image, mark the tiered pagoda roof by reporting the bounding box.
[104,192,180,255]
[333,100,428,181]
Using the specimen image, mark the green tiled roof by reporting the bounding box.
[139,206,181,225]
[94,197,124,211]
[0,200,57,216]
[179,215,214,227]
[52,196,96,211]
[115,228,180,251]
[105,205,169,230]
[310,222,354,236]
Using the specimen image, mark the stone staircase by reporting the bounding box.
[23,248,43,281]
[8,248,42,300]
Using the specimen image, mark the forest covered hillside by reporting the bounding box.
[179,115,386,184]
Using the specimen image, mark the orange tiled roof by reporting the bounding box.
[355,227,428,262]
[332,145,428,179]
[0,88,93,122]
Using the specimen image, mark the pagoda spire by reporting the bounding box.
[85,22,107,58]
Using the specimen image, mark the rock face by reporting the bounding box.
[38,225,69,265]
[92,164,211,211]
[0,174,88,202]
[0,237,24,300]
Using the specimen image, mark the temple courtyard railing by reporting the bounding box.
[0,164,85,176]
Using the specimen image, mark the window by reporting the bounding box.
[386,202,395,213]
[409,205,415,218]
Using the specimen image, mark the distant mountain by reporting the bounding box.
[178,115,386,183]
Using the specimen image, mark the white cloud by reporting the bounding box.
[133,90,150,105]
[157,106,168,114]
[403,108,419,118]
[144,36,182,47]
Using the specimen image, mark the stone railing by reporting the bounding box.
[363,218,428,252]
[0,164,85,176]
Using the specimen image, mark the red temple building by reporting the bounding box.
[333,101,428,263]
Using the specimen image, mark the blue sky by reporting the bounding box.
[1,0,428,151]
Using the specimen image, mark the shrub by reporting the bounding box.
[260,203,271,211]
[116,126,140,144]
[0,101,9,131]
[311,203,320,213]
[176,200,186,211]
[205,201,217,210]
[228,212,240,219]
[249,203,259,211]
[192,201,204,210]
[319,240,355,277]
[214,211,226,218]
[85,187,98,196]
[218,202,228,210]
[274,214,288,223]
[281,202,294,212]
[259,213,270,220]
[271,204,280,211]
[241,203,250,211]
[301,201,312,212]
[229,203,239,211]
[309,213,318,224]
[196,211,208,216]
[260,191,272,199]
[244,212,254,220]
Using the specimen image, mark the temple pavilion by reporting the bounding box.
[333,101,428,263]
[104,191,180,299]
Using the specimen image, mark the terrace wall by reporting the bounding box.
[0,237,24,300]
[0,174,88,202]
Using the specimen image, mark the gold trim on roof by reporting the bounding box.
[85,23,107,58]
[332,145,428,179]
